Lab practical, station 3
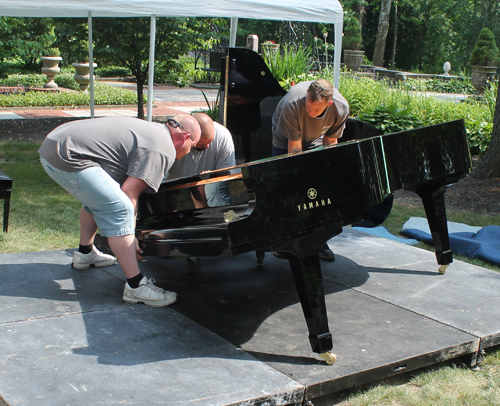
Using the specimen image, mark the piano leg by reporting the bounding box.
[414,184,453,274]
[287,254,336,364]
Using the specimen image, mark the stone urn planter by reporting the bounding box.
[471,65,498,94]
[41,56,62,88]
[343,50,365,72]
[72,62,98,92]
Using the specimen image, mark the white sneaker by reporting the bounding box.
[72,246,117,269]
[122,277,177,307]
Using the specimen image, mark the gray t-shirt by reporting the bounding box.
[272,81,350,150]
[38,116,176,192]
[166,122,235,180]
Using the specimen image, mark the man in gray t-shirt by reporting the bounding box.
[39,115,200,307]
[272,79,349,154]
[167,113,236,208]
[271,79,350,261]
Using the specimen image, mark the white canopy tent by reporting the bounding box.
[1,0,344,120]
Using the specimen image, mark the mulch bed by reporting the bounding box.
[394,156,500,216]
[394,174,500,216]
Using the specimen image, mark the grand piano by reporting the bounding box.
[134,48,472,364]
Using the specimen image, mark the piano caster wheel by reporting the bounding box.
[438,265,448,275]
[256,250,265,266]
[187,256,201,274]
[318,351,337,365]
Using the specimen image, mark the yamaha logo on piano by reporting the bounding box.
[297,188,332,212]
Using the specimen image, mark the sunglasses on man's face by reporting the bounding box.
[166,118,194,141]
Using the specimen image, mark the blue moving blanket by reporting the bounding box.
[352,226,420,245]
[401,217,500,266]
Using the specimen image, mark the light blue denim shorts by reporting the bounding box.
[40,156,135,237]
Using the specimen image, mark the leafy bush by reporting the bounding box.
[1,72,83,91]
[397,78,476,94]
[0,81,138,107]
[428,78,476,94]
[337,75,393,117]
[279,72,317,91]
[359,105,425,133]
[483,78,499,121]
[194,89,220,120]
[193,69,220,84]
[55,72,80,91]
[333,74,492,154]
[42,47,61,57]
[0,74,46,88]
[465,119,493,155]
[95,65,132,78]
[154,59,193,87]
[262,44,313,83]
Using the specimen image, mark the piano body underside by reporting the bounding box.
[134,119,471,362]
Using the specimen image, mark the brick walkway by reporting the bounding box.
[6,101,208,120]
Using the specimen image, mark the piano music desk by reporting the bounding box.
[0,169,12,232]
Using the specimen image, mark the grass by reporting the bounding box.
[0,142,81,252]
[1,141,500,404]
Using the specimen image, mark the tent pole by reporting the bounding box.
[147,15,156,122]
[88,11,95,118]
[229,18,238,47]
[333,20,342,89]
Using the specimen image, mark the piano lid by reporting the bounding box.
[219,47,287,162]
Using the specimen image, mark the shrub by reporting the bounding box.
[262,44,312,83]
[194,89,220,120]
[465,119,493,155]
[397,78,476,95]
[1,73,80,91]
[469,27,500,66]
[359,105,425,133]
[42,47,61,57]
[343,16,363,50]
[334,74,492,154]
[55,72,80,91]
[0,74,46,88]
[95,65,132,78]
[337,75,392,117]
[483,78,499,121]
[154,59,193,87]
[0,81,138,107]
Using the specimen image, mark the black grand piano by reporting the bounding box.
[135,48,472,364]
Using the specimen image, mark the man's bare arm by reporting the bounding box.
[323,136,338,147]
[190,185,208,208]
[120,176,150,259]
[288,139,303,154]
[121,176,149,216]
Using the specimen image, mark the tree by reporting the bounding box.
[0,17,58,70]
[235,19,282,47]
[473,85,500,179]
[89,17,203,119]
[372,0,392,66]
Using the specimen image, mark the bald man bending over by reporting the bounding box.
[39,115,201,307]
[167,112,236,208]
